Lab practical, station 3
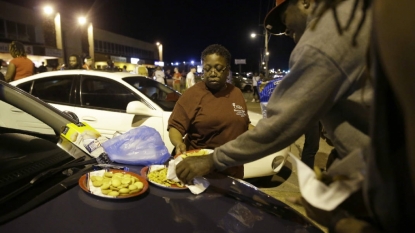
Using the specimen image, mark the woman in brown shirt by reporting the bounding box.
[168,44,253,179]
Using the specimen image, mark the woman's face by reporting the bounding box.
[202,53,229,91]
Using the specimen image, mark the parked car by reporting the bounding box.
[0,80,322,232]
[232,72,253,92]
[10,70,288,178]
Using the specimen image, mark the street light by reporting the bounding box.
[43,6,53,15]
[78,16,86,25]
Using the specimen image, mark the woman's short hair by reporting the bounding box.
[201,44,231,66]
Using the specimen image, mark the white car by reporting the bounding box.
[10,70,288,178]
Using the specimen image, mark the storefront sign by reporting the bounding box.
[154,61,164,67]
[110,56,127,63]
[45,48,63,58]
[0,42,33,55]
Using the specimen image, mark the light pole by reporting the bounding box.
[78,16,94,61]
[251,31,286,80]
[156,42,163,61]
[41,5,64,66]
[251,30,270,80]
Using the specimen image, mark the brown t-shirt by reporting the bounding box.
[168,81,250,178]
[9,57,34,81]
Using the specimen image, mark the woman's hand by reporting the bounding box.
[169,127,187,155]
[175,142,187,155]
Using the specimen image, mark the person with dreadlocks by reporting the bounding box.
[5,41,34,82]
[176,0,372,220]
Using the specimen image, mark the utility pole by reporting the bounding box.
[264,29,269,80]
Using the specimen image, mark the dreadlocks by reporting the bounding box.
[9,41,27,58]
[311,0,372,46]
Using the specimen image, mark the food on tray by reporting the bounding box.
[90,171,144,197]
[147,167,184,188]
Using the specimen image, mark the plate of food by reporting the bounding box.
[141,165,187,190]
[174,149,214,159]
[79,169,149,198]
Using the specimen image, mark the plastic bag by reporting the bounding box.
[101,126,170,166]
[258,77,282,118]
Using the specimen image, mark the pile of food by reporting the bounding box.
[147,167,184,188]
[90,171,144,197]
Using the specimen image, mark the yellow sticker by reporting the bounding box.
[61,122,101,144]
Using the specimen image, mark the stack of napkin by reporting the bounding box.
[289,151,364,211]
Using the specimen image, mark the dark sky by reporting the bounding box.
[6,0,295,71]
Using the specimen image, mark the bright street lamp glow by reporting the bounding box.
[78,17,86,25]
[191,61,194,64]
[43,6,53,15]
[250,33,257,38]
[266,51,269,56]
[156,42,160,46]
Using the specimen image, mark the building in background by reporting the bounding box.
[0,1,161,72]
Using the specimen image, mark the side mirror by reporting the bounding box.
[126,101,162,117]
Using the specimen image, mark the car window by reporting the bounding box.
[16,81,33,93]
[31,76,73,104]
[81,76,138,111]
[123,76,180,111]
[0,100,54,135]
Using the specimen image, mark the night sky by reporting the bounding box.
[5,0,296,72]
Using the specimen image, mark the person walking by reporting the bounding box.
[186,66,196,89]
[172,67,182,92]
[37,61,47,73]
[5,41,34,82]
[154,66,166,84]
[251,72,260,102]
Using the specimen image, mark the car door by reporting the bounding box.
[73,75,166,142]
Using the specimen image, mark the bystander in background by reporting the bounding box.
[37,61,47,73]
[66,54,82,70]
[82,56,94,70]
[186,66,196,89]
[154,66,166,84]
[172,67,182,92]
[5,41,34,82]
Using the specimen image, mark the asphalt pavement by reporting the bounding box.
[242,91,331,232]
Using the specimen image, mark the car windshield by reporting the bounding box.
[0,82,90,222]
[123,76,180,111]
